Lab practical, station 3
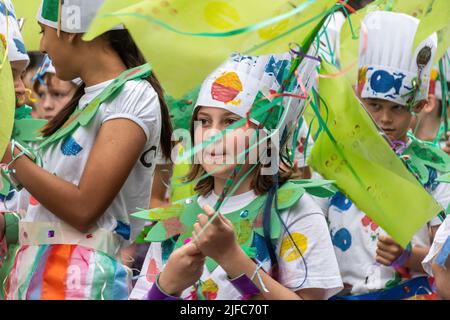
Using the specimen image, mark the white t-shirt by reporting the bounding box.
[324,171,450,295]
[423,215,450,276]
[21,79,162,247]
[130,190,343,300]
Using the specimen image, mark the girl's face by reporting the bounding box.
[38,23,80,81]
[36,74,77,120]
[194,107,257,179]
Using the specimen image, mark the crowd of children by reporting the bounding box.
[0,0,449,300]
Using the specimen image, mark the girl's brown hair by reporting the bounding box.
[41,30,174,160]
[185,108,305,196]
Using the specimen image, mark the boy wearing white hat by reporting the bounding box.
[414,49,449,146]
[325,11,450,299]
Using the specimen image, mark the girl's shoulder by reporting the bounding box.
[119,79,158,103]
[100,79,161,128]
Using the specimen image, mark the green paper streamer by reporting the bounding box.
[309,62,443,247]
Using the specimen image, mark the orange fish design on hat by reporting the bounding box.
[211,71,243,105]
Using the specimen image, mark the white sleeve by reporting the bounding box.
[423,216,450,276]
[102,80,162,142]
[429,182,450,227]
[276,194,343,299]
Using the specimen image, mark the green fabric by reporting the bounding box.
[41,0,60,23]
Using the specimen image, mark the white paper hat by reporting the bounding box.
[32,54,82,86]
[0,0,29,63]
[37,0,124,34]
[318,11,346,66]
[195,50,318,139]
[357,11,437,107]
[430,48,450,101]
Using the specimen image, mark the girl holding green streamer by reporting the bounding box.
[130,50,343,300]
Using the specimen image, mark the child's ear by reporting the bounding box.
[416,94,437,114]
[66,33,79,44]
[412,99,429,113]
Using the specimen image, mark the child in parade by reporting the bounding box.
[325,11,450,300]
[0,0,172,300]
[130,51,343,300]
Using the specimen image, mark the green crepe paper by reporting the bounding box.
[84,0,337,98]
[133,179,335,272]
[403,132,450,185]
[309,62,443,248]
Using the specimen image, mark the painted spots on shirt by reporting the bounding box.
[332,228,352,252]
[61,136,83,156]
[279,232,308,263]
[330,192,353,211]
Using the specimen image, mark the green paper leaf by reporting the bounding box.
[277,182,305,210]
[131,201,187,221]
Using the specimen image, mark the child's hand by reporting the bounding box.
[192,204,241,264]
[158,242,205,296]
[376,235,404,266]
